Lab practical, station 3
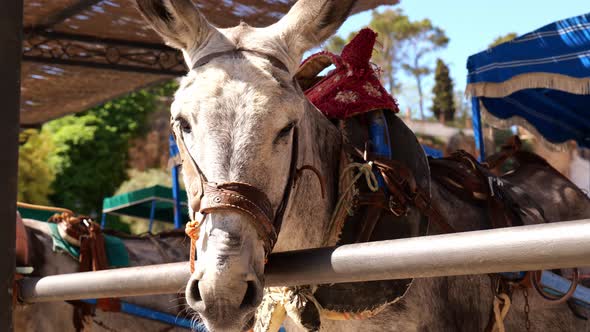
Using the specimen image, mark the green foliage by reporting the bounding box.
[489,33,518,48]
[431,59,455,123]
[18,130,56,205]
[325,35,348,54]
[368,9,411,94]
[44,80,178,215]
[326,9,448,119]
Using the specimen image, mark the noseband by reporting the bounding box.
[173,49,322,261]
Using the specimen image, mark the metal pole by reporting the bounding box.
[0,0,23,330]
[101,212,107,228]
[18,219,590,303]
[148,200,156,232]
[471,97,485,161]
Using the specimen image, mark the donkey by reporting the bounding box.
[13,218,195,332]
[134,1,590,331]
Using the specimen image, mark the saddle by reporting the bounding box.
[429,136,553,230]
[48,213,112,274]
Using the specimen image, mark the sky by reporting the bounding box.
[332,0,590,113]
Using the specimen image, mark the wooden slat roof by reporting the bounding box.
[21,0,398,125]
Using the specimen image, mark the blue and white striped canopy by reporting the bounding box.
[466,12,590,149]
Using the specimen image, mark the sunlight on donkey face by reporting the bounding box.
[135,0,357,330]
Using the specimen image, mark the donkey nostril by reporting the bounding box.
[240,281,258,309]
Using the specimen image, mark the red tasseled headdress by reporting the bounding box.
[296,28,399,119]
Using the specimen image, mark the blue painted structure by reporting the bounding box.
[471,98,485,161]
[422,145,443,158]
[100,136,185,232]
[368,111,393,189]
[467,12,590,159]
[500,271,590,307]
[81,299,208,330]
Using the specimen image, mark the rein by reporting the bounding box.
[176,49,324,272]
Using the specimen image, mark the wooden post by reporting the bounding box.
[0,0,23,330]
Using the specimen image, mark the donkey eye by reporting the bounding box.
[275,122,295,143]
[178,117,192,134]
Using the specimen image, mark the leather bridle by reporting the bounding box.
[172,49,317,257]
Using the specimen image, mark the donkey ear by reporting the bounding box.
[274,0,357,56]
[135,0,214,52]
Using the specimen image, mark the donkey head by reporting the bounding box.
[136,0,354,330]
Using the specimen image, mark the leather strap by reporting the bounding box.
[200,182,277,253]
[430,150,525,229]
[172,128,206,220]
[484,135,522,170]
[193,49,290,73]
[344,144,455,234]
[273,127,299,235]
[372,158,455,234]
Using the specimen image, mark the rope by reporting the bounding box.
[185,216,203,274]
[329,162,379,226]
[17,202,74,216]
[491,293,512,332]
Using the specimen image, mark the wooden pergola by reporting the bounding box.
[20,0,397,126]
[1,0,398,330]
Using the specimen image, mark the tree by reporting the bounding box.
[368,9,410,95]
[401,19,448,120]
[366,10,448,119]
[18,129,56,205]
[431,59,455,123]
[44,80,178,215]
[489,33,518,48]
[325,35,348,54]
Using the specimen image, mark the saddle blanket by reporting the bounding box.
[48,222,129,268]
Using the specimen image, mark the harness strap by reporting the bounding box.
[171,129,206,220]
[484,135,522,170]
[200,182,277,253]
[430,150,524,229]
[371,157,455,234]
[343,144,455,234]
[193,49,290,73]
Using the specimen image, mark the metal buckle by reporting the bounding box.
[487,177,504,197]
[388,197,408,217]
[411,191,430,212]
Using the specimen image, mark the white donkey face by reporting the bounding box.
[135,1,357,330]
